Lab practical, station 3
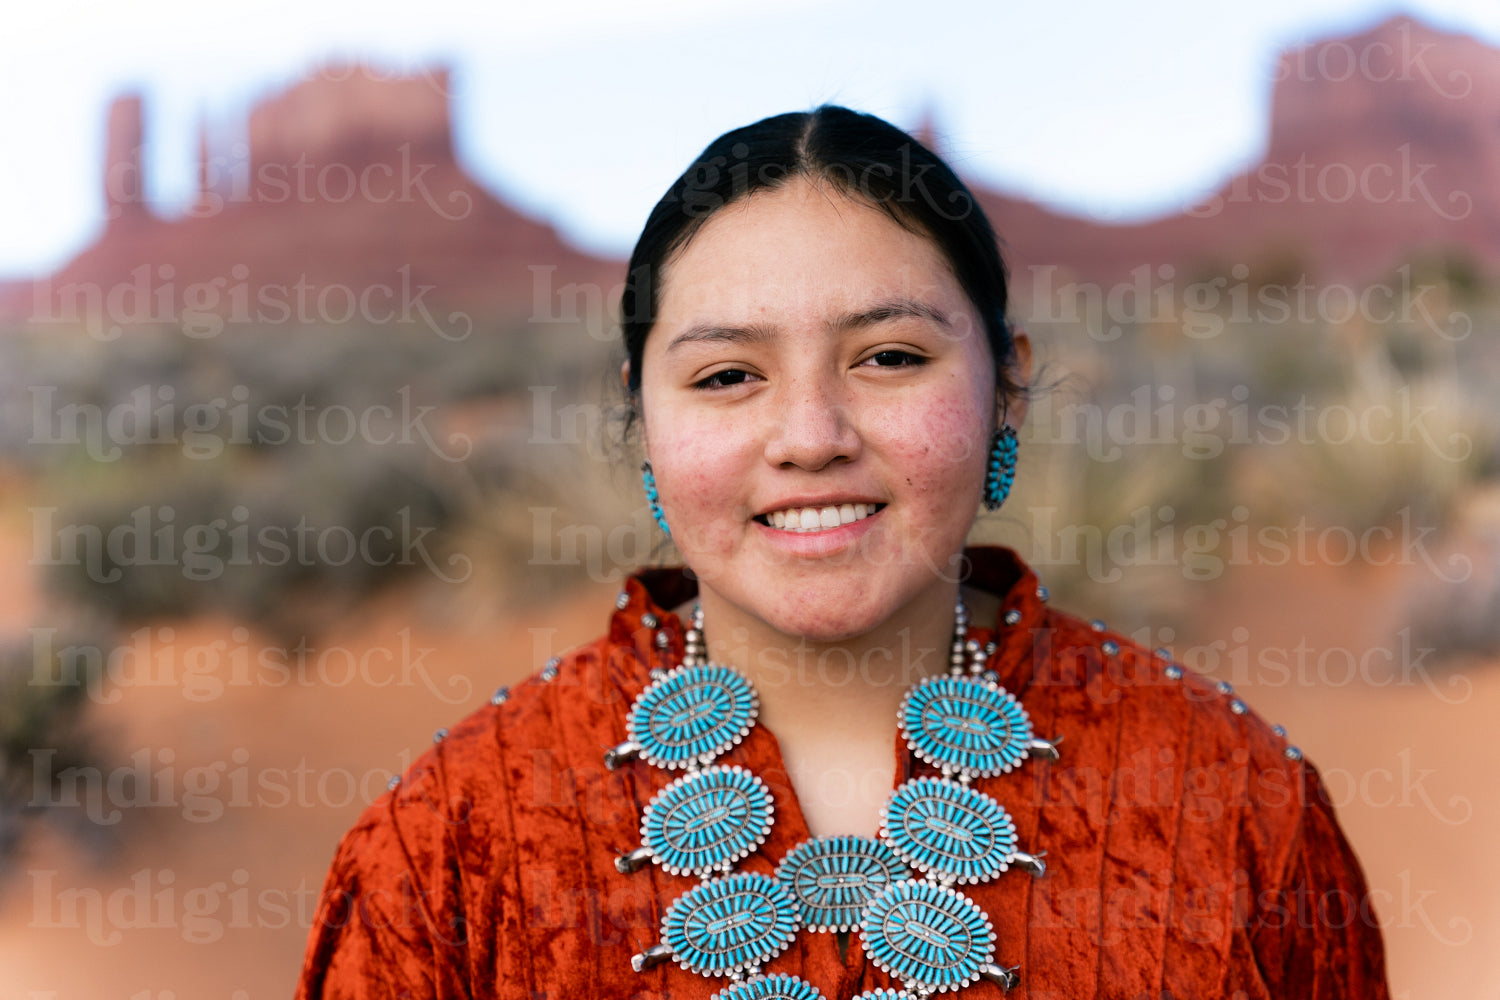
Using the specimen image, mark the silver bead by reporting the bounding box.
[984,641,997,656]
[641,612,658,629]
[654,632,670,648]
[387,775,401,790]
[1216,680,1233,695]
[433,728,448,743]
[603,740,641,770]
[1164,664,1183,680]
[615,592,630,609]
[1101,640,1119,656]
[1155,647,1172,659]
[1003,609,1022,626]
[490,686,510,705]
[965,638,982,654]
[1272,724,1287,738]
[632,944,673,972]
[540,660,560,682]
[1036,585,1049,602]
[1230,699,1247,715]
[1090,618,1106,632]
[616,846,654,874]
[1284,745,1303,761]
[981,964,1022,991]
[649,667,667,680]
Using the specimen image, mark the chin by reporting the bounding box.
[760,591,892,644]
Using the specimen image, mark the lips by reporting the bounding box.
[753,502,887,532]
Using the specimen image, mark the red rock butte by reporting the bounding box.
[9,65,622,333]
[3,16,1497,332]
[982,16,1500,293]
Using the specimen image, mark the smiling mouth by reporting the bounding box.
[753,503,887,533]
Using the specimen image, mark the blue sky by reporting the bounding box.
[3,0,1498,278]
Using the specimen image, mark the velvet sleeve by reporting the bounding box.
[1250,760,1391,998]
[294,761,471,1000]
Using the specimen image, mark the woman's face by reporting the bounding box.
[636,176,1010,643]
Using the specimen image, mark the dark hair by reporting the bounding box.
[618,104,1022,435]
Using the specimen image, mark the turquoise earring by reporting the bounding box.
[641,461,670,537]
[983,425,1018,511]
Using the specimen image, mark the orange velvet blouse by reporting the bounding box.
[295,546,1390,999]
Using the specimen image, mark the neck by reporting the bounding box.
[672,582,992,741]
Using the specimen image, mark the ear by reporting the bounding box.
[624,360,650,457]
[999,329,1033,429]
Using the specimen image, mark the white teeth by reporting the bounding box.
[761,502,883,532]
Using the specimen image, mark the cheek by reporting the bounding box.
[651,417,752,518]
[876,396,989,502]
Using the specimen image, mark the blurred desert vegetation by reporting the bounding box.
[5,249,1498,867]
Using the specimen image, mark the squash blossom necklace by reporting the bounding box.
[604,597,1059,998]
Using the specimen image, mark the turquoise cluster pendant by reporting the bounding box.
[603,597,1060,998]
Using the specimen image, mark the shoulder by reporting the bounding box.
[1029,604,1305,769]
[1022,603,1320,874]
[332,630,641,853]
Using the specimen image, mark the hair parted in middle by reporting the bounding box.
[617,104,1023,441]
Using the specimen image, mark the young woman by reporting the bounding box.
[296,106,1389,999]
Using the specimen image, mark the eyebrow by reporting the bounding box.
[832,297,951,332]
[665,322,774,354]
[664,297,950,353]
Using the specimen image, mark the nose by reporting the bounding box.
[763,371,861,471]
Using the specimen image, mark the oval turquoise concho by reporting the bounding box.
[605,598,1060,998]
[775,836,911,932]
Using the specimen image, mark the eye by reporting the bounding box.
[861,350,928,368]
[692,368,759,391]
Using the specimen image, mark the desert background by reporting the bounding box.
[1,2,1498,997]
